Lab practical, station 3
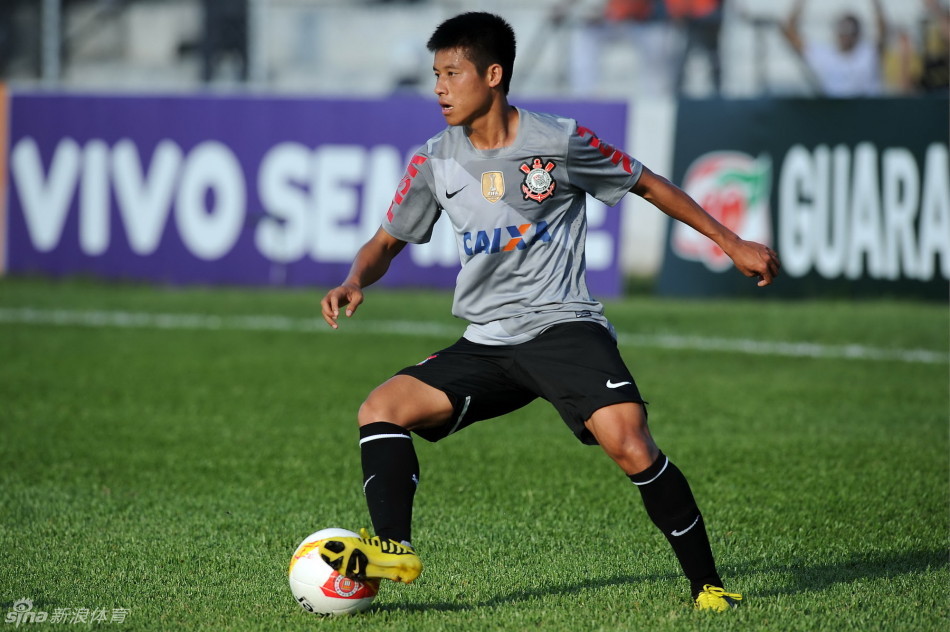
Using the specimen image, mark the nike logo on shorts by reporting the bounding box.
[606,379,632,389]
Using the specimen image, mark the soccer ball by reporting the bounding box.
[289,528,380,616]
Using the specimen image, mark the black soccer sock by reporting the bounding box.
[359,422,420,545]
[629,452,722,598]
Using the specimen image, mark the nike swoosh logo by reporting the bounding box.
[445,186,466,199]
[606,380,632,389]
[671,515,700,537]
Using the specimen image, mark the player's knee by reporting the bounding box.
[357,392,404,428]
[357,375,454,430]
[357,387,437,431]
[588,403,658,473]
[604,435,658,475]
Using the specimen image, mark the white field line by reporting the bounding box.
[0,307,946,365]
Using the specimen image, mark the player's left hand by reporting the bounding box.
[727,239,781,287]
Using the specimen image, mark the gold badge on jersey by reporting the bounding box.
[481,171,505,203]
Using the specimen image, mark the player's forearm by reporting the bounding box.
[636,170,741,253]
[342,234,406,290]
[342,248,394,290]
[665,196,741,254]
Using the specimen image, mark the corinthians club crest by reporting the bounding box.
[520,157,557,203]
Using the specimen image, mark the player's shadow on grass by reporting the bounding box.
[371,570,680,614]
[737,548,946,596]
[372,548,947,613]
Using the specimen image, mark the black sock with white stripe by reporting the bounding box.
[629,452,722,598]
[359,422,419,545]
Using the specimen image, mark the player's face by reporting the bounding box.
[432,47,494,127]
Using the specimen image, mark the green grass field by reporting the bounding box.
[1,278,947,631]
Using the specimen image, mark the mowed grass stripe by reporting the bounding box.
[0,306,945,365]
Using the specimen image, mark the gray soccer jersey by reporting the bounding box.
[383,107,643,345]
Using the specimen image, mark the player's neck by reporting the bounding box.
[465,103,519,151]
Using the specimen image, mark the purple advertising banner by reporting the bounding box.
[3,92,627,296]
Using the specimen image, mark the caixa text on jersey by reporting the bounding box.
[462,221,552,256]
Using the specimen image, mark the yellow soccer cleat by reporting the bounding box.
[318,528,422,584]
[694,585,743,612]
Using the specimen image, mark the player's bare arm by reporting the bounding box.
[320,228,408,328]
[632,166,781,287]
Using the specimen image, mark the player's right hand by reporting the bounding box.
[320,283,364,329]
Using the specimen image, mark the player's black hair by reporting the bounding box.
[427,12,516,94]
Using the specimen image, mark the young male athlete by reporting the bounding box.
[317,11,779,612]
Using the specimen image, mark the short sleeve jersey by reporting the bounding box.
[383,107,643,345]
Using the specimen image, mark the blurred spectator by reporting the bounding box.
[668,0,724,96]
[884,28,921,94]
[916,0,950,93]
[201,0,248,83]
[563,0,680,98]
[781,0,889,97]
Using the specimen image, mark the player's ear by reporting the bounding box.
[486,63,504,89]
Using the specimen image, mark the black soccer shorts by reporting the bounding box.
[396,321,645,445]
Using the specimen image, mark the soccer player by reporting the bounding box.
[318,11,779,612]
